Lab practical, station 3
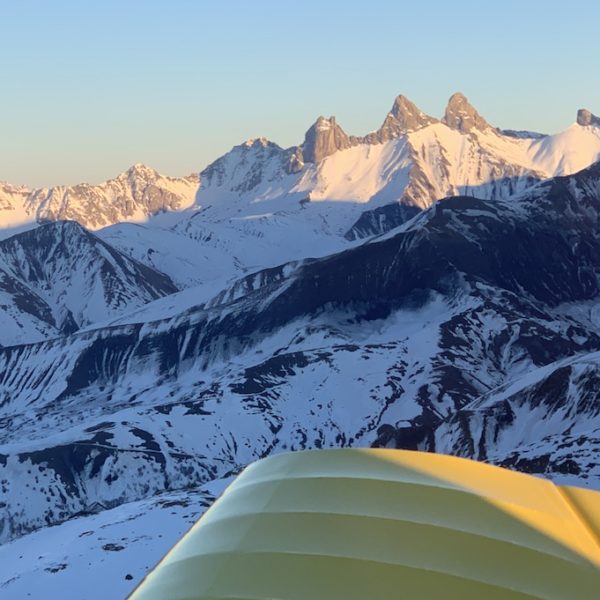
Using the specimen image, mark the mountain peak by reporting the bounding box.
[123,163,160,180]
[243,137,272,148]
[391,95,431,122]
[302,115,351,163]
[375,95,438,140]
[443,92,492,133]
[577,108,600,127]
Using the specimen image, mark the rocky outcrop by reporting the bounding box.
[301,116,353,163]
[577,108,600,127]
[285,146,305,174]
[200,138,292,193]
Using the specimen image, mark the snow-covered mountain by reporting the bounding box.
[90,95,600,299]
[189,93,600,241]
[3,160,600,546]
[0,164,199,233]
[1,94,598,303]
[3,93,600,248]
[0,221,177,344]
[2,93,600,598]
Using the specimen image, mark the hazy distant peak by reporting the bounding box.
[122,163,161,180]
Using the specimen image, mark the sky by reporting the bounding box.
[2,0,600,187]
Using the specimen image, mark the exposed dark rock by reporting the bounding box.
[301,116,353,163]
[577,108,600,127]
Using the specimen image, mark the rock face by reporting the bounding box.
[443,92,494,133]
[577,108,600,127]
[0,267,61,345]
[301,116,353,163]
[435,350,600,480]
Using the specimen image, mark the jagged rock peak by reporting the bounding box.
[363,95,438,144]
[443,92,492,133]
[388,95,438,131]
[301,116,352,163]
[577,109,600,127]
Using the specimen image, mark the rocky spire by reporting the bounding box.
[443,92,492,133]
[367,95,438,143]
[388,95,438,134]
[577,109,600,127]
[301,116,352,164]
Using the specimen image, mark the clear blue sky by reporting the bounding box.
[2,0,599,187]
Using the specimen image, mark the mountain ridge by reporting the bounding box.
[1,92,599,237]
[0,220,178,344]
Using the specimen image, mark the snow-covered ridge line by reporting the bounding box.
[0,220,178,346]
[0,164,199,233]
[1,92,599,240]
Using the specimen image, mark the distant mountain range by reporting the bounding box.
[1,92,600,598]
[2,93,600,236]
